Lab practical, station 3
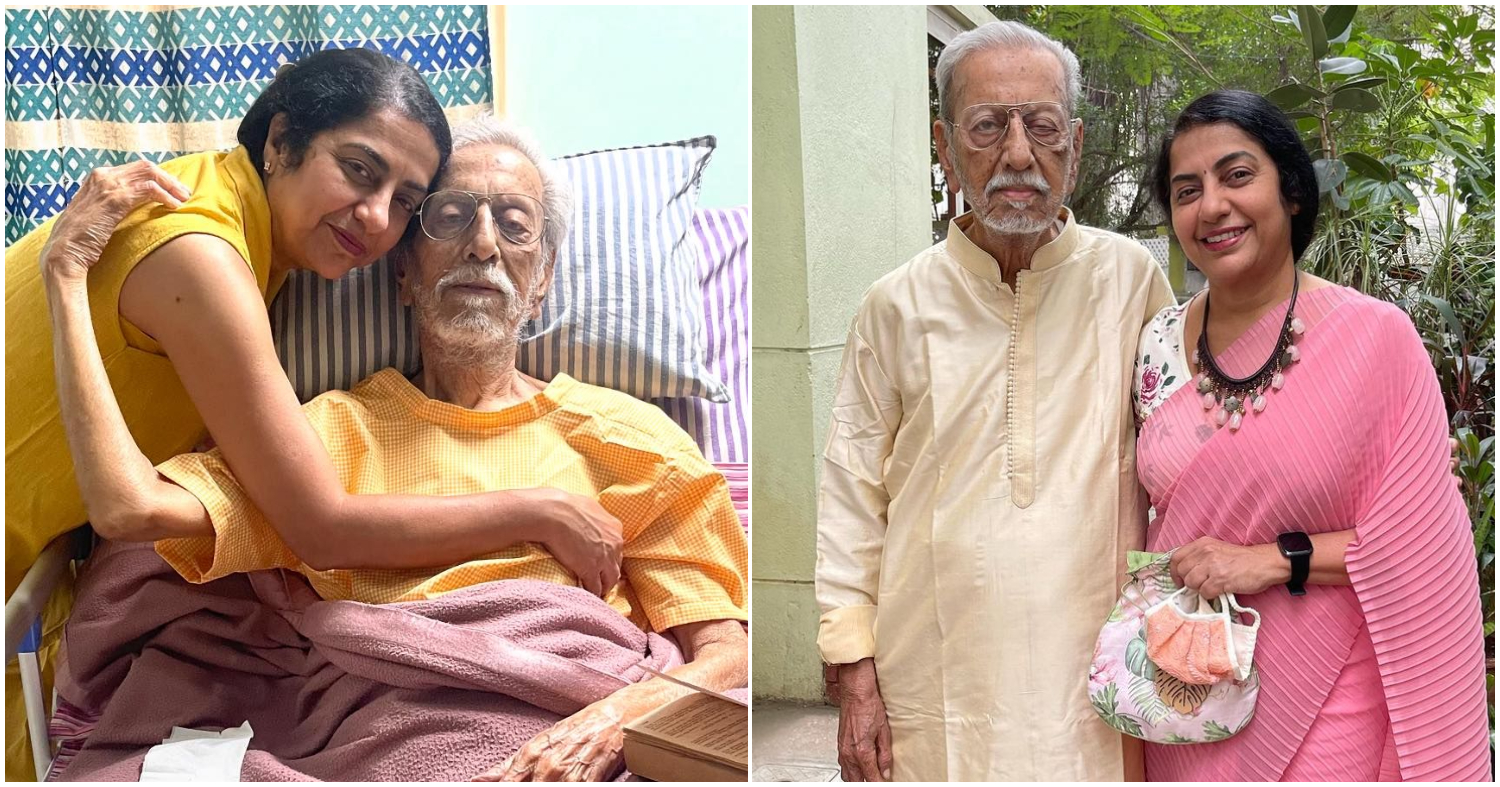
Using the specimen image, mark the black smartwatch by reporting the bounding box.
[1277,531,1313,597]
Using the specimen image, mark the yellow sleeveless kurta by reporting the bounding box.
[4,147,281,780]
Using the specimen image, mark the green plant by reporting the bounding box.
[1456,427,1495,634]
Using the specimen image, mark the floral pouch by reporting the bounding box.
[1088,551,1260,743]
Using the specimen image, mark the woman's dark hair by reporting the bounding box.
[1151,89,1320,261]
[238,48,451,183]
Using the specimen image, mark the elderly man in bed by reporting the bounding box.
[48,116,747,782]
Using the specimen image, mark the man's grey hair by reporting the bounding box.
[449,115,573,260]
[935,21,1082,121]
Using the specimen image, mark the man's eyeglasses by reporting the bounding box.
[417,190,545,246]
[946,101,1080,151]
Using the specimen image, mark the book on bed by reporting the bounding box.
[622,691,748,782]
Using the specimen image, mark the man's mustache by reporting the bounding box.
[984,170,1052,200]
[437,265,519,301]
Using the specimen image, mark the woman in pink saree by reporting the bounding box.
[1133,90,1490,781]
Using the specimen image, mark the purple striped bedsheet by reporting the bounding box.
[655,207,749,464]
[44,696,98,781]
[717,462,748,533]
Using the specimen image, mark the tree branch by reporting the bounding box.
[1121,21,1223,87]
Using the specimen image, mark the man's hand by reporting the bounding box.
[521,488,624,597]
[836,658,893,782]
[1450,436,1461,486]
[476,620,745,782]
[1169,536,1283,598]
[40,159,191,287]
[472,695,631,782]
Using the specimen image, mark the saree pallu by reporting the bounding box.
[1136,286,1489,781]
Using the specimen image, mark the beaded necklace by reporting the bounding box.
[1192,268,1305,431]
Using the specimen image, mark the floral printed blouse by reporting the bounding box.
[1134,299,1193,425]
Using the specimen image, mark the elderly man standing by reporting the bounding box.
[815,22,1173,781]
[38,115,748,782]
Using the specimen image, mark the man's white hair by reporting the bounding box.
[935,21,1082,121]
[449,115,573,259]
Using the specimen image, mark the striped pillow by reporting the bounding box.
[271,258,419,403]
[519,137,729,402]
[654,207,750,463]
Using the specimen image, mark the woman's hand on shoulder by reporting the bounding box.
[40,159,192,286]
[1170,536,1286,598]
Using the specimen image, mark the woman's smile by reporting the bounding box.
[1200,225,1248,253]
[328,223,367,256]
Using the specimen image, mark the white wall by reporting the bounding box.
[504,6,750,208]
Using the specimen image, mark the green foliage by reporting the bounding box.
[1128,674,1173,725]
[1203,720,1234,742]
[1269,2,1496,746]
[1090,684,1145,737]
[982,4,1404,231]
[1125,632,1157,680]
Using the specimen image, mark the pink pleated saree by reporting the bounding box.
[1134,285,1490,781]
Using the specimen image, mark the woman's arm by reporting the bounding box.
[1169,429,1463,597]
[40,162,211,540]
[475,619,748,782]
[1169,530,1355,599]
[46,272,214,539]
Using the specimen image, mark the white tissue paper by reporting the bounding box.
[139,720,254,782]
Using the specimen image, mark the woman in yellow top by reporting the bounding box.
[6,47,623,601]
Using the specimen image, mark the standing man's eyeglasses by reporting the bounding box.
[946,101,1080,151]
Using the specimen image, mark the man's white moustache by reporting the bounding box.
[986,173,1050,197]
[441,269,516,294]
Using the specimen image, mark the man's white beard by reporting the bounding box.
[411,264,529,366]
[953,144,1070,237]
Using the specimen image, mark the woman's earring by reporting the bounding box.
[263,160,273,175]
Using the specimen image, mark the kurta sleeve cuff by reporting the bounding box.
[817,604,878,664]
[154,452,301,582]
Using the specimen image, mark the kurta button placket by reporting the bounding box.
[1009,271,1035,509]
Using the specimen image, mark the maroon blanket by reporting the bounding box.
[51,540,683,781]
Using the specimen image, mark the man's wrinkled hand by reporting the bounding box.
[472,698,627,782]
[836,658,893,782]
[40,159,191,286]
[1450,436,1461,486]
[525,488,624,597]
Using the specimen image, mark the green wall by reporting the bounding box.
[504,6,749,208]
[751,5,934,702]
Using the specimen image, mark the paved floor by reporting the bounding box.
[750,701,842,782]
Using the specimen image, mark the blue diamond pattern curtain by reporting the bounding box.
[4,5,502,245]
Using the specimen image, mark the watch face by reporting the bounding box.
[1278,531,1313,555]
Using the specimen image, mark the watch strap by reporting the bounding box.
[1277,531,1311,597]
[1286,550,1309,596]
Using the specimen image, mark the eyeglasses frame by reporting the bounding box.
[943,101,1082,152]
[416,189,548,247]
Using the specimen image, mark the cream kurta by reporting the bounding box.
[815,209,1174,781]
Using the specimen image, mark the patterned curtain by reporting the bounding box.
[4,5,500,245]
